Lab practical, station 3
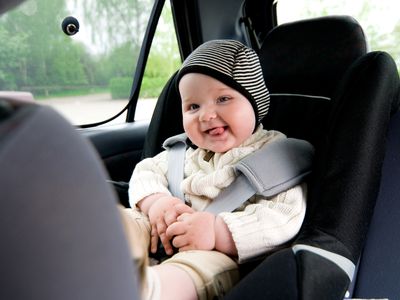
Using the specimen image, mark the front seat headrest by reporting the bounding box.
[260,15,367,97]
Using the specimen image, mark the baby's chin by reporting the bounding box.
[188,132,244,153]
[202,141,242,154]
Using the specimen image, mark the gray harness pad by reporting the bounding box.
[235,137,314,197]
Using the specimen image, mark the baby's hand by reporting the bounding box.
[166,211,216,252]
[147,195,193,255]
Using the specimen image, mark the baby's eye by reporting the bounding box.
[188,103,200,111]
[217,96,231,103]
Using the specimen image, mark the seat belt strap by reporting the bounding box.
[163,134,314,213]
[205,173,255,213]
[163,133,187,201]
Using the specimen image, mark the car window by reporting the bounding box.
[277,0,400,71]
[0,0,179,125]
[136,1,181,121]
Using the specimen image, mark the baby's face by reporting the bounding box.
[179,73,256,153]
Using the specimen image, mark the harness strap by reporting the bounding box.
[163,133,314,213]
[163,133,187,201]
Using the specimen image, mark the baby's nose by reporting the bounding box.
[199,107,217,121]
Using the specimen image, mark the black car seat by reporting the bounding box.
[142,15,400,300]
[224,16,400,300]
[351,105,400,299]
[141,70,182,159]
[0,100,140,300]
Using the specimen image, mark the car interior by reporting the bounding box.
[1,0,400,299]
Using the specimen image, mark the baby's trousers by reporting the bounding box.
[120,208,240,300]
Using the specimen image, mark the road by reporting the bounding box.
[40,93,157,125]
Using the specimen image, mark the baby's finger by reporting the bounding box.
[155,218,167,236]
[171,234,189,249]
[159,232,173,255]
[150,225,159,253]
[166,221,186,238]
[175,203,194,215]
[177,212,191,222]
[164,210,177,226]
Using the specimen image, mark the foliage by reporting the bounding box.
[0,0,92,92]
[139,1,181,98]
[72,0,152,54]
[104,42,140,78]
[0,27,28,89]
[141,76,168,98]
[140,46,180,98]
[0,0,181,99]
[109,77,132,99]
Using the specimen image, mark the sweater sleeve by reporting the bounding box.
[128,150,171,207]
[219,183,307,263]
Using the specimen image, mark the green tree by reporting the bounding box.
[47,40,88,86]
[0,26,28,89]
[105,42,139,78]
[75,0,152,54]
[0,0,94,93]
[71,0,155,93]
[3,0,69,86]
[140,2,181,98]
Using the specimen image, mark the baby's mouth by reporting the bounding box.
[207,126,227,136]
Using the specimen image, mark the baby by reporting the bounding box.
[122,39,307,300]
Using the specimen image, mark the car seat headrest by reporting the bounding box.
[259,16,367,97]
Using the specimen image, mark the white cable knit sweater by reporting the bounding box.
[129,126,307,262]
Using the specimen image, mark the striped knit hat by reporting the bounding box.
[176,39,270,124]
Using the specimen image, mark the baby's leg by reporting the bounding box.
[160,250,240,300]
[119,207,195,300]
[119,208,238,300]
[151,264,197,300]
[118,206,151,279]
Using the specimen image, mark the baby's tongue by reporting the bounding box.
[209,127,225,135]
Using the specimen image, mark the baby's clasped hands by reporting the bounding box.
[146,194,194,255]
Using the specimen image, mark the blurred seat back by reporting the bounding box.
[0,100,140,300]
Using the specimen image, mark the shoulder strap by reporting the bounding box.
[164,134,314,213]
[163,133,187,201]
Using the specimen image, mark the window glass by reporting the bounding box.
[136,1,181,121]
[277,0,400,70]
[0,0,178,125]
